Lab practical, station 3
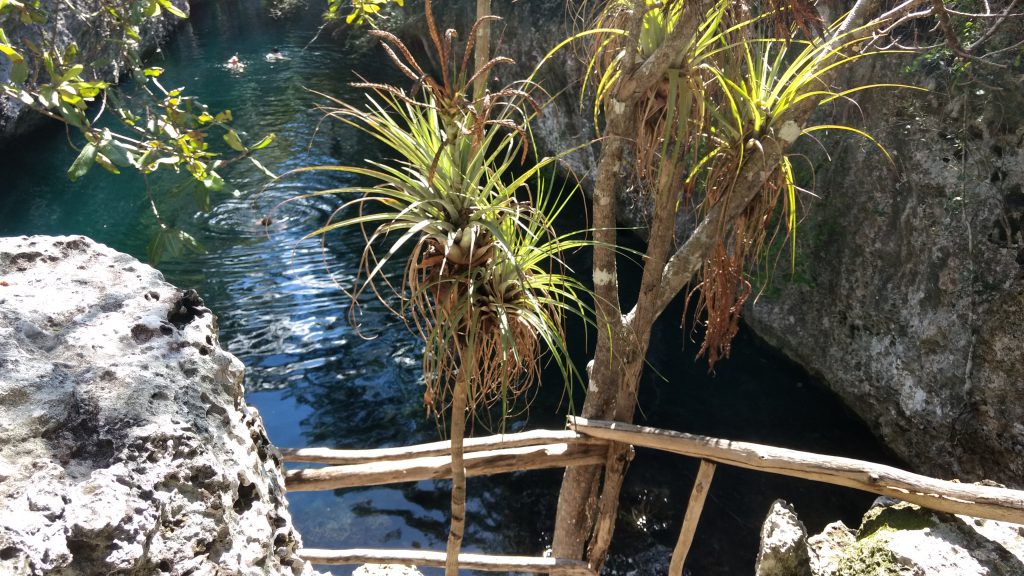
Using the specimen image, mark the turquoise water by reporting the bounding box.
[0,2,899,574]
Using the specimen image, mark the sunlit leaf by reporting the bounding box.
[99,138,136,168]
[250,133,275,150]
[249,156,277,179]
[223,129,246,152]
[67,143,97,181]
[155,0,186,18]
[60,64,83,82]
[95,153,121,175]
[202,171,225,191]
[0,41,23,63]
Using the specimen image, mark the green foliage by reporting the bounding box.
[321,6,588,415]
[287,85,590,417]
[324,0,404,26]
[279,8,595,569]
[0,0,275,261]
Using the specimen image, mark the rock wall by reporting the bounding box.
[756,498,1024,575]
[744,58,1024,485]
[0,0,188,143]
[0,235,319,576]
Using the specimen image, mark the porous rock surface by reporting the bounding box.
[756,498,1024,576]
[744,59,1024,485]
[755,500,812,576]
[0,235,319,575]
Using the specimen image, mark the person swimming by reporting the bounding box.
[265,47,289,62]
[227,53,245,71]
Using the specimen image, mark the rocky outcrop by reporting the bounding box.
[0,235,319,575]
[744,59,1024,485]
[0,0,188,143]
[757,498,1024,575]
[755,500,812,576]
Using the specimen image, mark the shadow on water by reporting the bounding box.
[0,2,903,574]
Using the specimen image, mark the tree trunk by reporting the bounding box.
[551,97,633,562]
[445,370,470,576]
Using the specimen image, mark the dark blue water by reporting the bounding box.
[0,2,901,574]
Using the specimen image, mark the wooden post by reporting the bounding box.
[669,460,716,576]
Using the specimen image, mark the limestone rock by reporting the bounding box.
[744,56,1024,486]
[758,497,1024,576]
[807,521,856,575]
[755,500,812,576]
[0,235,321,576]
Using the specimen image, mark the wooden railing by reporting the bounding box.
[283,429,608,576]
[283,430,608,492]
[281,417,1024,575]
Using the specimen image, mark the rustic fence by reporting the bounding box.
[281,417,1024,575]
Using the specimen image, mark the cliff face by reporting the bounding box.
[744,59,1024,485]
[0,236,319,576]
[0,0,188,143]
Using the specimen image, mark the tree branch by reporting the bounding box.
[614,0,705,103]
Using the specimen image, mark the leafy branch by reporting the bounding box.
[0,0,276,261]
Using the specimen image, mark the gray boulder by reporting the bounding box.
[0,235,320,575]
[756,498,1024,576]
[756,500,812,576]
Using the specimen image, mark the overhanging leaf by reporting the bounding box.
[67,143,97,181]
[223,129,245,152]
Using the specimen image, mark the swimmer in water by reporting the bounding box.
[265,47,289,62]
[227,53,245,71]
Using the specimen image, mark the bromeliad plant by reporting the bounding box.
[580,0,916,366]
[285,3,590,573]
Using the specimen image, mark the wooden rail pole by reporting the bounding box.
[569,417,1024,525]
[669,460,716,576]
[280,430,591,465]
[300,548,596,575]
[285,442,608,492]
